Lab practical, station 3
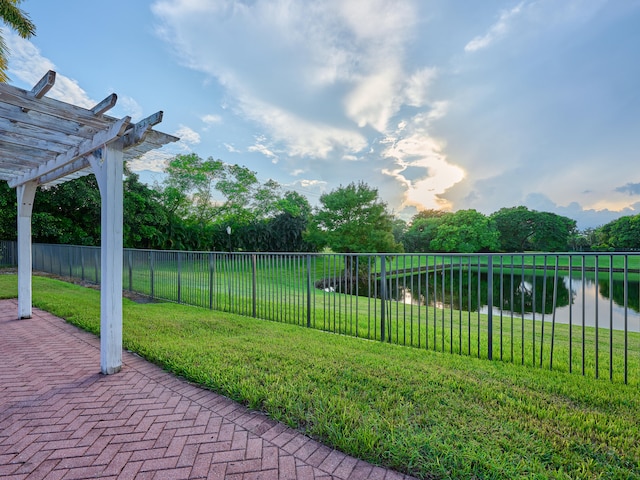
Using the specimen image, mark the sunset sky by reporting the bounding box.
[6,0,640,228]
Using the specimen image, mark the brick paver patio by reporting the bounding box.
[0,298,416,479]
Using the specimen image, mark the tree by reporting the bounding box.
[596,214,640,250]
[163,153,225,224]
[401,210,452,253]
[391,218,407,245]
[529,211,576,251]
[309,181,401,254]
[411,209,449,221]
[491,206,537,251]
[491,206,576,252]
[0,180,16,240]
[429,209,500,253]
[0,0,36,82]
[31,175,101,245]
[123,172,169,249]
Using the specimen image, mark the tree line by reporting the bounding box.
[1,153,638,253]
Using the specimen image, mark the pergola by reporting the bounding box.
[0,70,178,374]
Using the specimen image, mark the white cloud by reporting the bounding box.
[127,147,174,173]
[404,67,438,107]
[238,95,368,159]
[174,125,200,145]
[382,128,465,211]
[5,31,96,108]
[149,0,640,228]
[224,143,241,153]
[297,178,327,188]
[151,0,415,154]
[345,67,403,131]
[464,2,525,52]
[248,141,279,163]
[115,95,144,122]
[202,113,222,125]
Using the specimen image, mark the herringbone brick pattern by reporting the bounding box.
[0,299,416,479]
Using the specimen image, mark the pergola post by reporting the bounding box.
[89,143,124,375]
[16,181,37,319]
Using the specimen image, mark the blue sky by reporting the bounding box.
[5,0,640,229]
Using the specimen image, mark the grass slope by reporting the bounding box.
[1,274,639,479]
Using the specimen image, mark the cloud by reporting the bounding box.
[464,2,525,52]
[151,0,419,149]
[615,183,640,196]
[238,96,368,159]
[174,125,200,145]
[5,31,96,108]
[114,95,144,122]
[151,0,462,214]
[224,143,241,153]
[381,122,464,211]
[5,31,151,122]
[248,140,279,163]
[127,148,174,173]
[150,0,640,229]
[201,113,222,125]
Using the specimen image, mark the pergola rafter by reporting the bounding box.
[0,70,179,374]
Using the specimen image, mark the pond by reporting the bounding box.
[387,270,640,333]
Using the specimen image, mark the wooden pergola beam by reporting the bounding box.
[29,70,56,99]
[8,116,131,187]
[91,93,117,116]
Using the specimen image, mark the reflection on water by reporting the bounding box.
[392,271,640,333]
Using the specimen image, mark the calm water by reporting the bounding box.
[391,272,640,333]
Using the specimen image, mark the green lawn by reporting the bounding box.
[118,255,640,386]
[1,273,639,479]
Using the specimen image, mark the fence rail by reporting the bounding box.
[2,240,639,385]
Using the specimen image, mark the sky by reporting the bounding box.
[4,0,640,229]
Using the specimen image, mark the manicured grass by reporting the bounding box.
[120,256,640,386]
[1,273,639,479]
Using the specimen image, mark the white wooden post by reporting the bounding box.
[89,142,124,375]
[16,181,37,319]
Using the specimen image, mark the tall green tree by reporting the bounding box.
[529,211,576,251]
[123,172,169,249]
[162,154,284,225]
[429,209,500,253]
[596,214,640,250]
[491,206,536,251]
[308,181,401,254]
[31,175,101,245]
[491,206,576,252]
[0,180,16,240]
[0,0,35,82]
[401,210,452,253]
[163,153,225,224]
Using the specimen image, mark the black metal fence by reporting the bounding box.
[0,240,16,267]
[2,240,639,385]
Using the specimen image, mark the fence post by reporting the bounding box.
[487,255,493,360]
[80,247,85,281]
[128,250,133,293]
[177,252,182,304]
[149,250,155,300]
[306,254,312,328]
[252,254,257,318]
[94,248,99,284]
[209,252,214,310]
[380,255,386,342]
